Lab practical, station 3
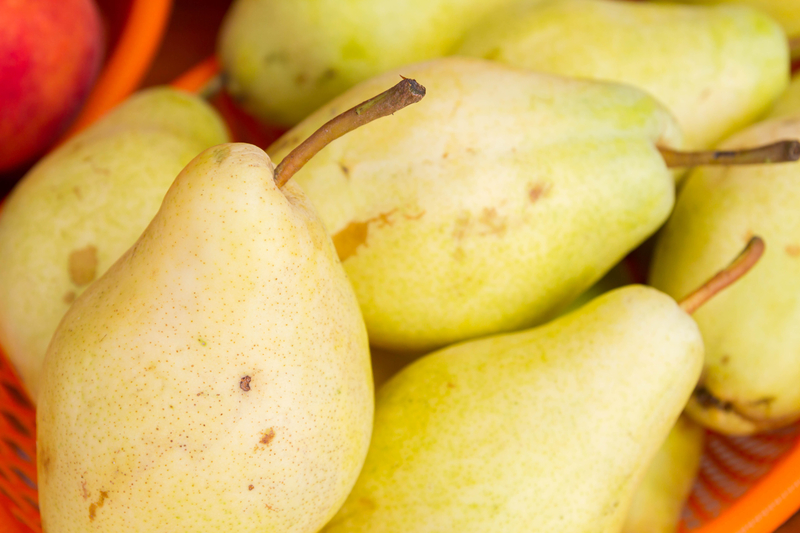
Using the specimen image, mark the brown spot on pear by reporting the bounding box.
[88,491,108,521]
[260,428,276,446]
[333,221,370,261]
[332,211,397,260]
[528,183,552,203]
[68,245,97,286]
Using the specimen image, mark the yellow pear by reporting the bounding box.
[217,0,518,126]
[457,0,789,149]
[322,285,705,533]
[268,57,682,355]
[649,89,800,434]
[36,144,373,533]
[558,264,706,533]
[0,87,229,402]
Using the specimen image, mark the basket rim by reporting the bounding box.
[59,0,173,141]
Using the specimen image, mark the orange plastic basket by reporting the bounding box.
[2,53,800,533]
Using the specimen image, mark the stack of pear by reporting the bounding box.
[456,0,789,149]
[0,87,229,403]
[370,261,706,533]
[269,57,683,355]
[650,76,800,435]
[320,235,764,532]
[36,143,374,533]
[217,0,518,126]
[322,284,705,533]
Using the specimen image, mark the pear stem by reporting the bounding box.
[658,140,800,168]
[678,237,765,315]
[273,78,426,188]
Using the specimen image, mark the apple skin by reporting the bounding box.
[0,0,104,173]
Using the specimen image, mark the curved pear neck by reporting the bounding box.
[273,78,426,188]
[678,237,765,315]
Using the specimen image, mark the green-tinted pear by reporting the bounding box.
[37,144,373,533]
[558,264,704,533]
[622,416,705,533]
[322,285,704,533]
[656,0,800,38]
[457,0,789,149]
[216,0,521,126]
[268,57,682,354]
[0,87,229,402]
[649,89,800,434]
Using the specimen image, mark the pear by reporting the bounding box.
[0,87,229,403]
[649,95,800,434]
[216,0,519,126]
[656,0,800,39]
[321,285,705,533]
[622,416,705,533]
[36,143,373,533]
[268,57,682,355]
[456,0,789,149]
[558,265,705,533]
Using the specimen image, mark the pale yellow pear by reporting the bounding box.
[322,285,704,533]
[657,0,800,38]
[457,0,789,149]
[622,416,705,533]
[268,57,682,354]
[558,266,705,533]
[0,87,229,402]
[649,91,800,434]
[570,238,761,530]
[36,144,373,532]
[216,0,523,126]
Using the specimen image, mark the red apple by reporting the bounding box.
[0,0,104,173]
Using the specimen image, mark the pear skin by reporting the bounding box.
[622,416,705,533]
[217,0,519,127]
[321,285,704,533]
[0,87,230,403]
[650,110,800,434]
[658,0,800,39]
[269,57,682,355]
[36,144,373,532]
[457,0,789,149]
